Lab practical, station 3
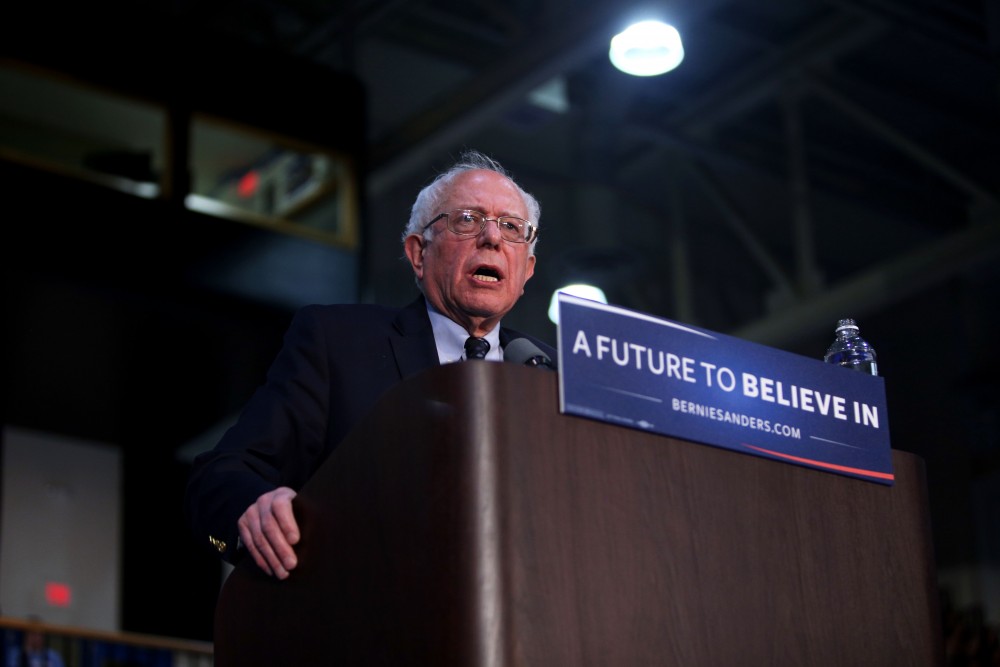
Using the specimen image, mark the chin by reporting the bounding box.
[461,295,513,318]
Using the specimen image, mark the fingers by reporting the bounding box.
[237,510,276,577]
[270,488,301,548]
[237,487,300,579]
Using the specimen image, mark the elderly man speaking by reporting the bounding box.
[185,150,555,579]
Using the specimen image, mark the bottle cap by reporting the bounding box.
[835,318,858,332]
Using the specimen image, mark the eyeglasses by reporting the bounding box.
[422,209,538,244]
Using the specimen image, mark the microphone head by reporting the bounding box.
[504,338,557,370]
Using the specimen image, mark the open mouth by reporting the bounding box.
[473,266,502,283]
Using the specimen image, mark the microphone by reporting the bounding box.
[504,338,557,370]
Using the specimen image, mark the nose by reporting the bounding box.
[476,217,503,246]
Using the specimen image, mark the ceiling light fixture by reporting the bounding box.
[609,20,684,77]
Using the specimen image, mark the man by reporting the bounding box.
[184,150,555,579]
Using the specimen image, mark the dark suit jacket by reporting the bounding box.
[184,294,556,562]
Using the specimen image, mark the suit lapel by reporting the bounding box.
[389,295,440,379]
[499,328,516,348]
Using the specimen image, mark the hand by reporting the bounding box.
[237,486,300,579]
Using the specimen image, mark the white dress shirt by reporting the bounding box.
[426,302,502,363]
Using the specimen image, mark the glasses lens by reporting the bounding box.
[448,210,483,234]
[497,217,527,242]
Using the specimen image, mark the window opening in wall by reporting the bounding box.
[187,115,359,250]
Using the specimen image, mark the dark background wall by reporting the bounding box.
[2,21,369,639]
[4,162,310,638]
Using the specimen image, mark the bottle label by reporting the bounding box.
[826,352,878,376]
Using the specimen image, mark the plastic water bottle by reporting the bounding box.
[824,318,878,376]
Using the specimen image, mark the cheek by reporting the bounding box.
[423,243,447,273]
[425,248,458,285]
[437,248,465,281]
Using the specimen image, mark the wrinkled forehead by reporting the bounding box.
[439,170,528,218]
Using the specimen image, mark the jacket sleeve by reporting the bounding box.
[183,306,334,563]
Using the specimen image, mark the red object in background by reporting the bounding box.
[238,170,259,198]
[45,582,72,607]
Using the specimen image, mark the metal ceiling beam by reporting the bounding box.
[666,12,887,134]
[365,3,623,196]
[730,219,1000,348]
[782,84,823,296]
[621,7,998,348]
[666,157,695,324]
[295,0,414,64]
[830,0,993,57]
[677,156,796,295]
[615,12,891,315]
[366,0,737,196]
[807,75,1000,208]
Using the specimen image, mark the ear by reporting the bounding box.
[520,254,536,294]
[404,234,427,279]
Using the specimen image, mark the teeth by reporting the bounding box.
[474,275,499,282]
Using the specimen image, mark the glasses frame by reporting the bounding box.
[421,209,538,244]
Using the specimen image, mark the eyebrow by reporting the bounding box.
[455,206,527,219]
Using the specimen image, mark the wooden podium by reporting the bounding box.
[213,362,944,666]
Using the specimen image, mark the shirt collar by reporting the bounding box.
[425,301,502,363]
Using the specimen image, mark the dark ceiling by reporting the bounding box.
[185,0,1000,346]
[7,0,998,344]
[4,0,1000,639]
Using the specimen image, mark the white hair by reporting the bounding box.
[401,150,541,254]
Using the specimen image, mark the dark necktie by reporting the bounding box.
[464,336,491,360]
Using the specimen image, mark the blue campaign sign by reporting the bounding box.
[556,293,894,485]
